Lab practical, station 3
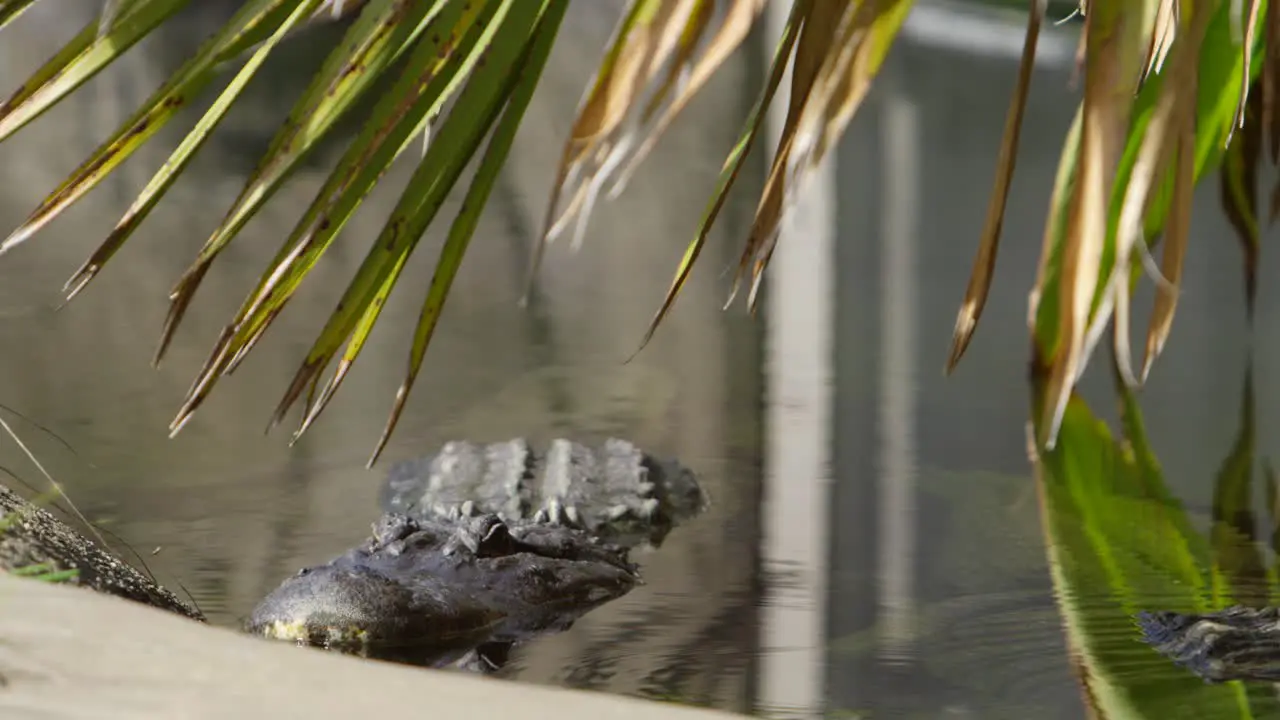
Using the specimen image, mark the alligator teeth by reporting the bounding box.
[532,508,548,523]
[454,533,478,555]
[460,500,475,517]
[637,498,660,518]
[546,499,563,525]
[564,504,580,526]
[606,504,630,521]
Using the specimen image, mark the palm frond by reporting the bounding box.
[0,0,41,32]
[0,0,1277,456]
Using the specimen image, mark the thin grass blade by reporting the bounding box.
[1028,105,1082,340]
[720,0,842,311]
[526,0,679,291]
[1140,0,1177,82]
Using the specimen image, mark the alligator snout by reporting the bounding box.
[245,564,503,653]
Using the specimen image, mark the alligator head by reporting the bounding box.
[1137,606,1280,683]
[246,512,639,667]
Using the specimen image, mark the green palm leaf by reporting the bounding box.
[168,0,511,434]
[63,0,327,305]
[156,0,447,364]
[0,0,290,255]
[0,0,41,32]
[0,0,1278,458]
[262,0,553,441]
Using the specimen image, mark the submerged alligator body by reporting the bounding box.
[249,437,704,668]
[0,482,202,621]
[1137,606,1280,683]
[381,437,706,549]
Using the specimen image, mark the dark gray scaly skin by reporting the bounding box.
[250,437,705,669]
[1137,606,1280,683]
[380,437,707,549]
[0,482,203,621]
[246,512,641,668]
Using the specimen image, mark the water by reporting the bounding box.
[0,0,761,712]
[824,4,1280,719]
[2,2,1279,719]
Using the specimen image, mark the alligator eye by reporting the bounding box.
[295,567,313,577]
[476,521,517,557]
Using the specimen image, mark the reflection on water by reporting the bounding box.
[5,2,1280,719]
[1032,357,1280,718]
[826,3,1280,720]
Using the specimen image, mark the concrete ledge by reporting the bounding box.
[0,574,743,719]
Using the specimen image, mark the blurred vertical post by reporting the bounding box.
[756,2,835,718]
[875,65,919,665]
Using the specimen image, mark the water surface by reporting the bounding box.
[1,3,1277,719]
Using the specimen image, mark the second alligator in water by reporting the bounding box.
[1137,606,1280,683]
[247,437,706,668]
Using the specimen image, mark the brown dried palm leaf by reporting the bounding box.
[525,0,766,299]
[1036,0,1152,448]
[729,0,915,312]
[945,0,1046,373]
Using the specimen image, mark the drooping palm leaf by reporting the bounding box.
[155,0,448,366]
[0,0,41,32]
[63,0,327,306]
[168,0,498,433]
[371,0,571,466]
[258,0,561,447]
[1018,0,1270,449]
[525,0,768,300]
[946,0,1046,372]
[1,0,1279,456]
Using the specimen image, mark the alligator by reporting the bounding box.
[0,438,702,670]
[245,511,643,668]
[379,437,706,549]
[246,437,706,668]
[1136,606,1280,683]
